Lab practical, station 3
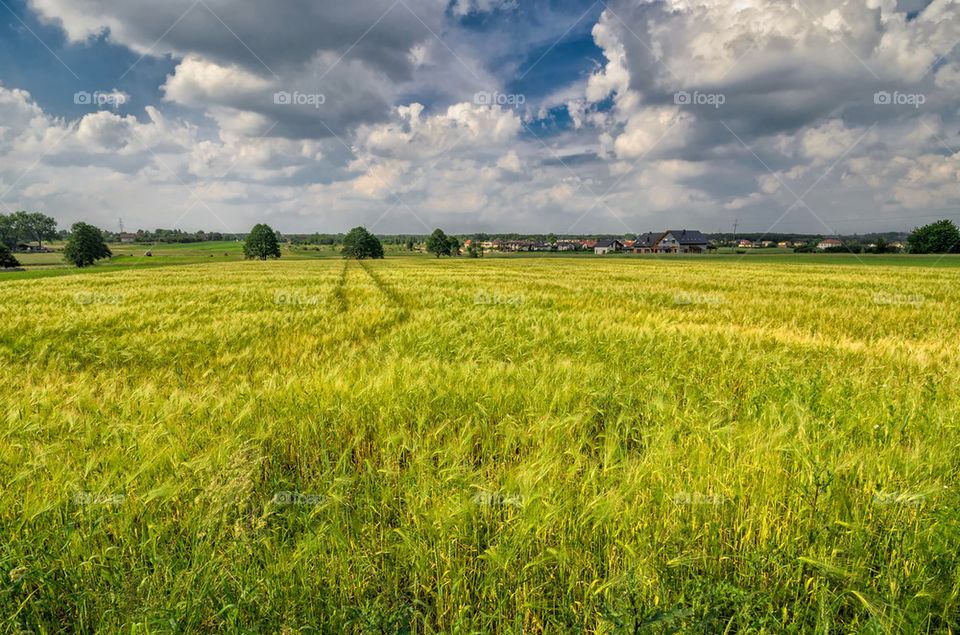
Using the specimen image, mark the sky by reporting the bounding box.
[0,0,958,235]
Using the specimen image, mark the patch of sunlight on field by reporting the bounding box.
[1,257,958,632]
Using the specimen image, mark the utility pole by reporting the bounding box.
[733,219,739,245]
[119,218,124,234]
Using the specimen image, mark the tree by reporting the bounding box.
[12,211,57,249]
[405,238,415,250]
[63,222,112,267]
[0,214,18,249]
[466,242,483,258]
[243,223,282,260]
[874,237,888,254]
[341,226,384,259]
[426,228,452,258]
[447,236,461,256]
[0,242,20,268]
[907,219,960,254]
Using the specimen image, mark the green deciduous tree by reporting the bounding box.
[907,220,960,254]
[63,222,112,267]
[447,236,461,256]
[13,212,57,249]
[243,223,282,260]
[341,226,384,259]
[0,214,18,249]
[426,229,452,258]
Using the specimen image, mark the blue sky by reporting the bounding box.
[0,0,957,234]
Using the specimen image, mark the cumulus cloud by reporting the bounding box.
[0,0,958,233]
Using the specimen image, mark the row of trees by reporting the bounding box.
[0,212,58,249]
[6,217,959,270]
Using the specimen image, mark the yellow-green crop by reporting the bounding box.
[1,255,958,632]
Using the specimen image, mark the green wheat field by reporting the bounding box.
[2,254,959,633]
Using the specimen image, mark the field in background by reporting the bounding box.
[2,256,959,632]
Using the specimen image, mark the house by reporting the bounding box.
[594,239,623,255]
[504,240,533,252]
[793,241,806,248]
[556,240,579,251]
[119,233,137,244]
[658,230,715,254]
[889,241,906,250]
[631,232,664,254]
[777,241,790,248]
[584,240,598,250]
[761,240,774,247]
[816,238,842,250]
[737,239,752,248]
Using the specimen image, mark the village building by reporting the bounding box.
[816,238,843,250]
[594,239,623,255]
[656,230,715,254]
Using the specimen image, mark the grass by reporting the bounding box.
[1,255,959,633]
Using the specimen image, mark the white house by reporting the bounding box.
[816,238,842,250]
[594,239,623,255]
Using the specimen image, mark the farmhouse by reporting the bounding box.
[119,233,137,244]
[816,238,842,250]
[594,239,623,255]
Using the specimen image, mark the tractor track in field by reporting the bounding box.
[357,260,414,316]
[331,259,349,314]
[328,260,416,349]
